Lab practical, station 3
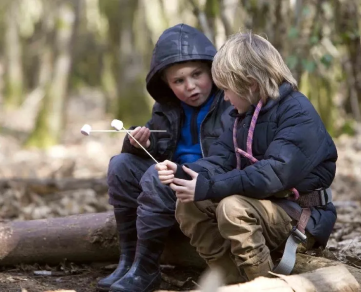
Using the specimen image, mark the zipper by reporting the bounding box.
[199,94,219,158]
[167,107,184,160]
[191,107,201,145]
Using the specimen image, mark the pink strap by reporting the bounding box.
[233,117,241,170]
[233,101,300,200]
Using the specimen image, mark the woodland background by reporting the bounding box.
[0,0,360,291]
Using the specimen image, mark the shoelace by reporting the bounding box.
[233,100,300,200]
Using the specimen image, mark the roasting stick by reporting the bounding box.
[111,119,159,164]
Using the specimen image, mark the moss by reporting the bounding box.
[3,78,23,109]
[24,91,58,149]
[114,78,151,128]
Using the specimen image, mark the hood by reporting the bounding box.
[146,24,217,104]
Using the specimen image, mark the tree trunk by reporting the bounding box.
[3,0,24,109]
[0,211,203,268]
[114,0,151,127]
[156,265,360,292]
[25,0,81,148]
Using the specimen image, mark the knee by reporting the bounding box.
[175,201,193,235]
[107,153,139,188]
[216,196,250,227]
[139,164,158,186]
[108,153,134,176]
[139,165,166,197]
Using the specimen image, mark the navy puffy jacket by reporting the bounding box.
[177,82,338,246]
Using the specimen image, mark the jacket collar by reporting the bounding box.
[229,82,295,118]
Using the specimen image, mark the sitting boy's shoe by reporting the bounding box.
[242,256,274,281]
[109,266,161,292]
[208,253,247,285]
[97,257,133,291]
[97,208,137,291]
[109,240,163,292]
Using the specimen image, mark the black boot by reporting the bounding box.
[97,207,137,292]
[109,240,164,292]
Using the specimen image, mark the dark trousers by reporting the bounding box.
[107,153,177,241]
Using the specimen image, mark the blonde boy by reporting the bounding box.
[157,33,337,281]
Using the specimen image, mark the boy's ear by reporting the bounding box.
[249,78,259,93]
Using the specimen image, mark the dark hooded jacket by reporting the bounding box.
[176,82,338,246]
[121,24,233,161]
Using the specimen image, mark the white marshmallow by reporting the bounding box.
[81,124,92,136]
[111,119,124,131]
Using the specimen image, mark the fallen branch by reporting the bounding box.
[156,265,360,292]
[0,211,202,267]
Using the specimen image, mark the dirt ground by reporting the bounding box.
[0,92,361,291]
[0,264,202,292]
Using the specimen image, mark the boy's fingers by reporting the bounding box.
[176,193,191,200]
[155,164,167,171]
[158,170,174,178]
[172,178,190,186]
[170,183,187,192]
[138,127,150,142]
[161,169,174,174]
[160,179,174,185]
[130,127,141,136]
[159,174,174,181]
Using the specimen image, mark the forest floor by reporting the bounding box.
[0,91,361,291]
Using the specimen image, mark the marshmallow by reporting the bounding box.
[111,119,124,131]
[81,124,92,136]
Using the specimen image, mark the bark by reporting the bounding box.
[0,211,203,268]
[156,265,360,292]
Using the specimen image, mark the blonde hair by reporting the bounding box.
[212,32,297,104]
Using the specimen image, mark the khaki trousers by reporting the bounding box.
[175,195,293,269]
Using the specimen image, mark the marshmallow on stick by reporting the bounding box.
[81,124,165,136]
[111,119,159,164]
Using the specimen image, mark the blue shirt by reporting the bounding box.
[173,95,215,164]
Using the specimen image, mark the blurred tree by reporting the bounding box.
[25,0,81,148]
[3,0,24,109]
[0,0,360,146]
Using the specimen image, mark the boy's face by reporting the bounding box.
[224,89,251,114]
[164,62,213,107]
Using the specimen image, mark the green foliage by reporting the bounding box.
[288,27,299,39]
[320,54,333,68]
[302,59,316,73]
[205,0,219,18]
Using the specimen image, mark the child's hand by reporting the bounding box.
[155,160,177,184]
[170,166,198,202]
[129,127,151,148]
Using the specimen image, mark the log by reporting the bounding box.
[1,211,361,287]
[0,211,203,267]
[0,178,108,195]
[156,265,360,292]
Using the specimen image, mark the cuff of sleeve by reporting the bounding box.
[175,165,191,180]
[194,175,212,201]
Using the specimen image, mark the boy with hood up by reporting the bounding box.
[97,24,237,292]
